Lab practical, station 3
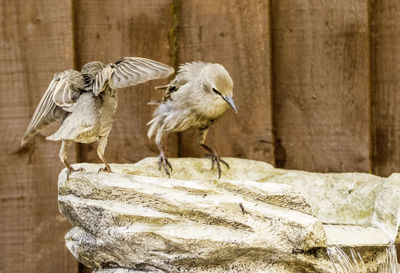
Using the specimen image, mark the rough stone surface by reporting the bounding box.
[58,157,400,272]
[372,173,400,244]
[120,157,386,226]
[93,268,144,273]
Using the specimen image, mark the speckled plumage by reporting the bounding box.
[22,57,174,174]
[147,61,237,178]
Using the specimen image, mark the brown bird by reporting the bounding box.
[147,61,237,178]
[21,57,174,175]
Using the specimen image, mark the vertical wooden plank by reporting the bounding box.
[271,0,370,172]
[176,0,274,163]
[0,0,78,272]
[74,0,177,164]
[371,0,400,176]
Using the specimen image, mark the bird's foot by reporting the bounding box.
[158,154,173,177]
[204,153,229,179]
[66,167,86,179]
[98,165,112,173]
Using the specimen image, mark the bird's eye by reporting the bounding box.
[212,88,222,96]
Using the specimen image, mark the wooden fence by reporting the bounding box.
[1,0,399,272]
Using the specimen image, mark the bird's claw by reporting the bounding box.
[98,165,112,173]
[204,154,229,179]
[158,155,172,177]
[66,167,86,179]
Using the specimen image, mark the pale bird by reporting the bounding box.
[21,57,174,175]
[147,62,237,178]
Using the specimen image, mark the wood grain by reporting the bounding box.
[175,0,275,163]
[271,0,370,172]
[0,0,77,272]
[2,0,400,271]
[74,0,177,164]
[371,0,400,177]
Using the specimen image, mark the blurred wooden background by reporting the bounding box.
[1,0,400,272]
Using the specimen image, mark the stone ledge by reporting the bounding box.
[58,157,400,272]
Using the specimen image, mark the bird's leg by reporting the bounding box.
[60,140,85,178]
[200,144,229,179]
[156,140,172,177]
[198,127,229,179]
[198,126,229,178]
[97,135,112,173]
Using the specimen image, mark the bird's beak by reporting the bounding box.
[224,95,237,113]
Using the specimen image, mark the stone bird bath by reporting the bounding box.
[58,158,400,272]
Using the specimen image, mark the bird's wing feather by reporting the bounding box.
[21,69,85,145]
[178,61,208,80]
[52,70,85,110]
[92,57,174,95]
[160,61,208,102]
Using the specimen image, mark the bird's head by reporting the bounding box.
[201,64,237,113]
[81,61,105,76]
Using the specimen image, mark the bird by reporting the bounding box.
[147,61,237,178]
[21,57,174,176]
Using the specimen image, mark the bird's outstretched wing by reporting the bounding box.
[21,69,86,145]
[91,57,174,96]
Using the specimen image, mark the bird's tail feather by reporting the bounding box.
[154,84,169,90]
[147,115,167,144]
[147,117,160,140]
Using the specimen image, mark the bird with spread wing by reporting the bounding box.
[21,57,174,175]
[147,62,237,178]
